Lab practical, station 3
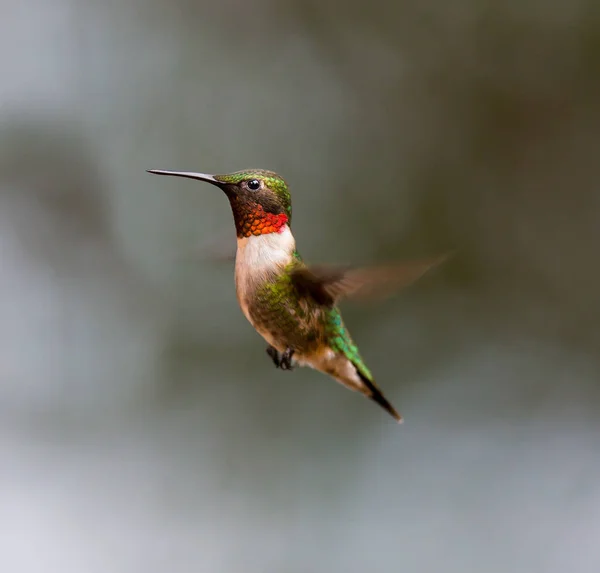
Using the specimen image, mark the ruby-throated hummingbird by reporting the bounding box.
[147,168,447,423]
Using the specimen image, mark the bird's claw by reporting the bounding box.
[266,346,295,371]
[266,346,281,368]
[280,347,295,370]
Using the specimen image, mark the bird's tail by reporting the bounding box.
[355,368,403,424]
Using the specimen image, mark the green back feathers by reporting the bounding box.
[324,307,374,382]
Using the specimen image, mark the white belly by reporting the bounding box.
[234,226,295,332]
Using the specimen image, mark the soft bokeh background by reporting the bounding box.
[2,1,600,572]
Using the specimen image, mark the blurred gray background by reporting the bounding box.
[1,1,600,572]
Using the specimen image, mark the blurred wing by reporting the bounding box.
[290,254,451,306]
[177,240,236,265]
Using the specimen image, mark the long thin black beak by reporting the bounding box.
[146,169,222,186]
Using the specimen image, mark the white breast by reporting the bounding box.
[234,226,296,325]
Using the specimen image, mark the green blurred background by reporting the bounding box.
[2,1,600,572]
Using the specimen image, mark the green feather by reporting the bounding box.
[251,255,373,381]
[323,306,373,381]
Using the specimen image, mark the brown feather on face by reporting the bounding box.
[222,183,289,238]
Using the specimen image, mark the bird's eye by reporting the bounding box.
[247,179,261,191]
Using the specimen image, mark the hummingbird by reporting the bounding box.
[147,168,447,423]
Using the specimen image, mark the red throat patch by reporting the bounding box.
[238,205,288,237]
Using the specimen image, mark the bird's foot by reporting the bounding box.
[280,347,295,371]
[266,346,296,370]
[266,346,281,368]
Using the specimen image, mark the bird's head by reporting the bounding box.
[147,168,292,238]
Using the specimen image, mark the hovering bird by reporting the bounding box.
[147,168,447,423]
